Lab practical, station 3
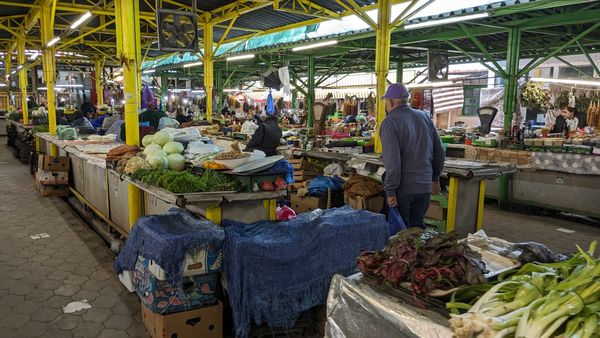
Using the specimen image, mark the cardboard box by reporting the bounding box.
[36,183,69,197]
[39,155,70,171]
[36,169,69,185]
[344,194,384,213]
[289,193,327,213]
[134,256,218,315]
[141,301,222,338]
[425,200,446,220]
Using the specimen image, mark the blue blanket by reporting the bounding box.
[114,208,224,286]
[223,206,388,337]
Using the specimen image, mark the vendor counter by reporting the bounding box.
[35,133,280,237]
[293,149,515,237]
[450,144,600,218]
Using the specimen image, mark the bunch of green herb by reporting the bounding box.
[7,111,21,121]
[130,169,239,193]
[31,125,49,134]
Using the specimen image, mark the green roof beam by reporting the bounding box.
[576,40,600,77]
[518,21,600,76]
[459,23,508,77]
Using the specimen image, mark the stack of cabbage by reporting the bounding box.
[141,130,186,171]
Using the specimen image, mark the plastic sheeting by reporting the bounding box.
[325,273,453,338]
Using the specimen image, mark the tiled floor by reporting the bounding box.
[0,142,149,338]
[1,138,599,337]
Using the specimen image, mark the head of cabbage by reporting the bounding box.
[167,154,186,171]
[146,153,168,169]
[152,130,173,146]
[163,141,184,155]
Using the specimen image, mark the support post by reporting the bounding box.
[40,0,57,155]
[94,57,105,106]
[17,35,28,124]
[498,27,521,209]
[374,0,392,153]
[4,52,12,111]
[116,0,142,227]
[203,16,214,122]
[396,58,403,83]
[215,67,223,113]
[307,55,315,128]
[160,74,168,110]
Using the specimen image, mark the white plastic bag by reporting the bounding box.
[241,121,258,134]
[185,140,223,154]
[158,117,180,130]
[162,127,202,142]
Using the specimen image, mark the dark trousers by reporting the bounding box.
[395,193,431,228]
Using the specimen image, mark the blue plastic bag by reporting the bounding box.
[388,207,406,236]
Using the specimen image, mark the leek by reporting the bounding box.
[447,240,599,338]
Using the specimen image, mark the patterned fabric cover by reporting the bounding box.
[532,153,600,175]
[133,256,218,314]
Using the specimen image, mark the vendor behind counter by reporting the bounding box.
[244,115,282,156]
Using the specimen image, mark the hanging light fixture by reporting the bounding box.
[292,40,337,52]
[70,11,92,29]
[46,37,61,47]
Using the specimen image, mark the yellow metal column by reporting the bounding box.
[446,177,459,232]
[94,57,105,106]
[4,53,12,111]
[476,180,486,230]
[40,0,58,155]
[17,36,28,124]
[373,0,392,153]
[203,16,214,122]
[116,0,143,227]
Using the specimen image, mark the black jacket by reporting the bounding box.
[244,120,282,156]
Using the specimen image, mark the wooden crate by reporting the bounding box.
[293,170,320,182]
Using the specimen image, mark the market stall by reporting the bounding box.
[326,228,598,338]
[35,130,285,235]
[289,148,516,236]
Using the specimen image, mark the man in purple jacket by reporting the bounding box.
[380,83,445,228]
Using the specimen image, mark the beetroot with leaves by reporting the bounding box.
[357,228,486,295]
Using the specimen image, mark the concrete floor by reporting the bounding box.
[483,203,600,253]
[0,142,149,338]
[1,138,599,337]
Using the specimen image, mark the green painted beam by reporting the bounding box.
[307,55,315,128]
[555,56,595,79]
[576,40,600,76]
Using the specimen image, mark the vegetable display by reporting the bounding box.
[152,130,173,146]
[447,241,599,338]
[57,125,77,140]
[357,228,487,295]
[130,169,239,194]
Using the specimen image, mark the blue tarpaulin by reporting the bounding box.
[223,206,389,337]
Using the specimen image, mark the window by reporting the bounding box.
[463,85,484,116]
[558,65,594,79]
